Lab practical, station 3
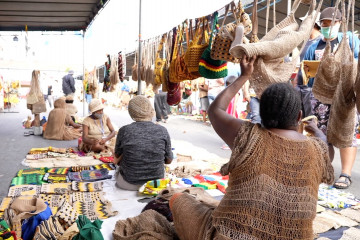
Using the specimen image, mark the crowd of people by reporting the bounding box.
[27,6,360,239]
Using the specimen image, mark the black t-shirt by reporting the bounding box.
[314,38,340,60]
[48,86,52,95]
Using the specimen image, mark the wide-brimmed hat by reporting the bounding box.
[128,96,154,122]
[89,98,104,113]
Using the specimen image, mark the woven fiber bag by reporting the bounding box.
[231,0,321,96]
[131,50,138,81]
[167,28,182,104]
[199,12,228,79]
[184,17,209,75]
[327,0,357,148]
[169,24,197,83]
[355,45,360,111]
[312,0,353,104]
[154,34,167,85]
[27,70,43,105]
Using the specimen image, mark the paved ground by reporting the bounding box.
[1,99,359,200]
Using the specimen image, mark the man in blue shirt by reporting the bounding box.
[301,7,359,189]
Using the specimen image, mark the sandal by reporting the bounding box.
[333,173,352,189]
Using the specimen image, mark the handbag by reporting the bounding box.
[199,12,228,79]
[131,50,138,81]
[154,34,167,85]
[184,17,210,75]
[327,0,357,148]
[167,28,182,105]
[210,1,251,63]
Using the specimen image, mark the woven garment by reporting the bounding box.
[355,46,360,110]
[11,174,45,186]
[8,185,41,197]
[33,216,65,240]
[73,200,118,220]
[80,169,112,182]
[39,194,70,215]
[71,192,103,202]
[71,182,103,192]
[141,198,173,222]
[208,122,334,240]
[26,153,48,160]
[68,172,82,182]
[59,222,79,240]
[55,200,79,229]
[17,168,47,177]
[3,208,22,238]
[47,168,70,174]
[43,173,69,183]
[41,183,71,194]
[170,193,214,240]
[113,209,176,240]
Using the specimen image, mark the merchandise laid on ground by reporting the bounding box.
[0,146,358,239]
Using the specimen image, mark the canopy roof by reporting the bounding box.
[0,0,108,31]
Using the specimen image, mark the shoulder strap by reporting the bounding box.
[252,0,258,37]
[220,4,230,28]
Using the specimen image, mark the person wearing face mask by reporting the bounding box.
[80,98,116,153]
[300,7,360,189]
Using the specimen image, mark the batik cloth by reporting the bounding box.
[47,168,70,174]
[73,200,118,220]
[11,174,45,186]
[8,185,41,197]
[80,169,112,182]
[71,182,103,192]
[41,183,71,194]
[43,173,69,183]
[71,192,103,203]
[90,164,116,171]
[17,168,47,177]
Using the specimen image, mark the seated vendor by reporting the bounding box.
[80,98,116,153]
[114,96,173,191]
[43,98,82,140]
[65,95,78,122]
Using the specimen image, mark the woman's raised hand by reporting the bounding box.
[240,55,256,78]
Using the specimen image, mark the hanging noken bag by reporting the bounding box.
[312,0,355,104]
[199,12,228,79]
[131,50,138,81]
[210,1,251,63]
[327,0,357,148]
[230,0,321,96]
[184,17,209,75]
[154,35,167,85]
[167,28,182,105]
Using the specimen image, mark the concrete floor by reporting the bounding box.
[0,99,359,200]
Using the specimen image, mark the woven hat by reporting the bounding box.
[128,96,154,122]
[68,70,74,75]
[320,7,342,21]
[89,99,104,113]
[66,95,74,101]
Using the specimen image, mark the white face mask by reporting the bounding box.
[321,24,340,39]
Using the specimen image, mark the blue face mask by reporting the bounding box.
[94,113,103,119]
[320,24,340,39]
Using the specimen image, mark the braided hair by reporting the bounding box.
[260,83,301,129]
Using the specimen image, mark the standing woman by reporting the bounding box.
[80,99,116,153]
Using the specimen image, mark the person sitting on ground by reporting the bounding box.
[43,98,82,140]
[114,96,173,191]
[65,95,78,122]
[169,56,334,240]
[80,98,116,153]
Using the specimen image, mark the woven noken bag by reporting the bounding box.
[210,1,251,63]
[167,28,182,105]
[27,70,43,105]
[230,0,322,96]
[313,0,355,104]
[327,0,357,148]
[184,17,209,75]
[131,50,138,81]
[154,34,167,85]
[199,12,228,79]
